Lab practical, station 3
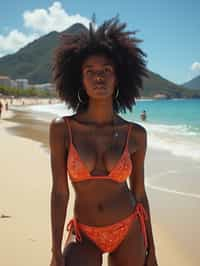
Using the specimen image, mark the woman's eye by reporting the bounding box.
[85,70,93,75]
[104,67,113,73]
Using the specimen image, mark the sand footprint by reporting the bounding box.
[27,238,37,242]
[0,214,11,219]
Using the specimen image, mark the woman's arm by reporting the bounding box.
[49,117,70,259]
[129,124,157,262]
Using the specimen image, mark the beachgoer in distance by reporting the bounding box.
[0,101,3,118]
[5,102,8,111]
[140,110,147,121]
[49,17,158,266]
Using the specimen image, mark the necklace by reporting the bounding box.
[113,128,119,137]
[112,114,119,138]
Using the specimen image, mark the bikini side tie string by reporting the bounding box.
[66,218,82,242]
[136,203,149,249]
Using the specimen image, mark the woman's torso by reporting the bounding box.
[64,115,138,226]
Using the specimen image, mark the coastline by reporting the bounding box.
[0,107,200,266]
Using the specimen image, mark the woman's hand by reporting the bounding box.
[145,249,158,266]
[49,254,65,266]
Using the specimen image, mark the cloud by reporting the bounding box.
[0,2,90,57]
[191,62,200,72]
[185,61,200,82]
[23,2,90,34]
[0,30,38,57]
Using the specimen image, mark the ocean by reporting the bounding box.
[25,98,200,162]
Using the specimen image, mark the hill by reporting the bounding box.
[182,75,200,90]
[0,23,88,83]
[142,72,200,98]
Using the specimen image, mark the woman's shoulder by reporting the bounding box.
[49,115,74,148]
[50,115,74,127]
[129,123,147,153]
[50,115,69,130]
[118,116,146,135]
[126,121,147,147]
[130,121,147,135]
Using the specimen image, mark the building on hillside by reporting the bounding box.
[0,76,11,87]
[10,80,17,88]
[153,93,170,99]
[16,79,29,89]
[30,83,55,91]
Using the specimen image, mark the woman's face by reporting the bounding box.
[81,54,117,100]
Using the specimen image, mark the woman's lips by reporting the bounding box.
[94,86,106,90]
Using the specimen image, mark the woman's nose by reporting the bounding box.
[95,71,105,81]
[96,75,104,81]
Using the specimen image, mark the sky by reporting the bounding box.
[0,0,199,84]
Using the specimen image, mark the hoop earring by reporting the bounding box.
[77,88,86,103]
[115,88,119,99]
[75,102,80,112]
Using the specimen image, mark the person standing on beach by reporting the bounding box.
[0,101,3,118]
[5,101,8,111]
[49,18,158,266]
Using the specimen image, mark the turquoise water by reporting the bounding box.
[126,99,200,133]
[26,99,200,161]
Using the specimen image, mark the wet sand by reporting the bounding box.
[0,107,200,266]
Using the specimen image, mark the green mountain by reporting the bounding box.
[143,72,200,98]
[0,23,200,98]
[182,75,200,90]
[0,23,88,83]
[0,31,59,83]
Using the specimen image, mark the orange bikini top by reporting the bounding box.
[64,117,133,183]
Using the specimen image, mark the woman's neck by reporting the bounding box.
[83,99,115,125]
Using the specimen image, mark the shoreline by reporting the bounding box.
[1,108,200,266]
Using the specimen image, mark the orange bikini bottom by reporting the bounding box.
[66,203,148,253]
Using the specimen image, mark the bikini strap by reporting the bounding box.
[126,123,132,146]
[63,116,72,144]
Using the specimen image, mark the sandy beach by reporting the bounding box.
[0,104,200,266]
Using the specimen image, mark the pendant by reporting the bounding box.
[114,131,118,137]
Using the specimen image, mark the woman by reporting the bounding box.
[49,18,158,266]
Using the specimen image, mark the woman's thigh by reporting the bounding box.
[108,216,147,266]
[63,236,103,266]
